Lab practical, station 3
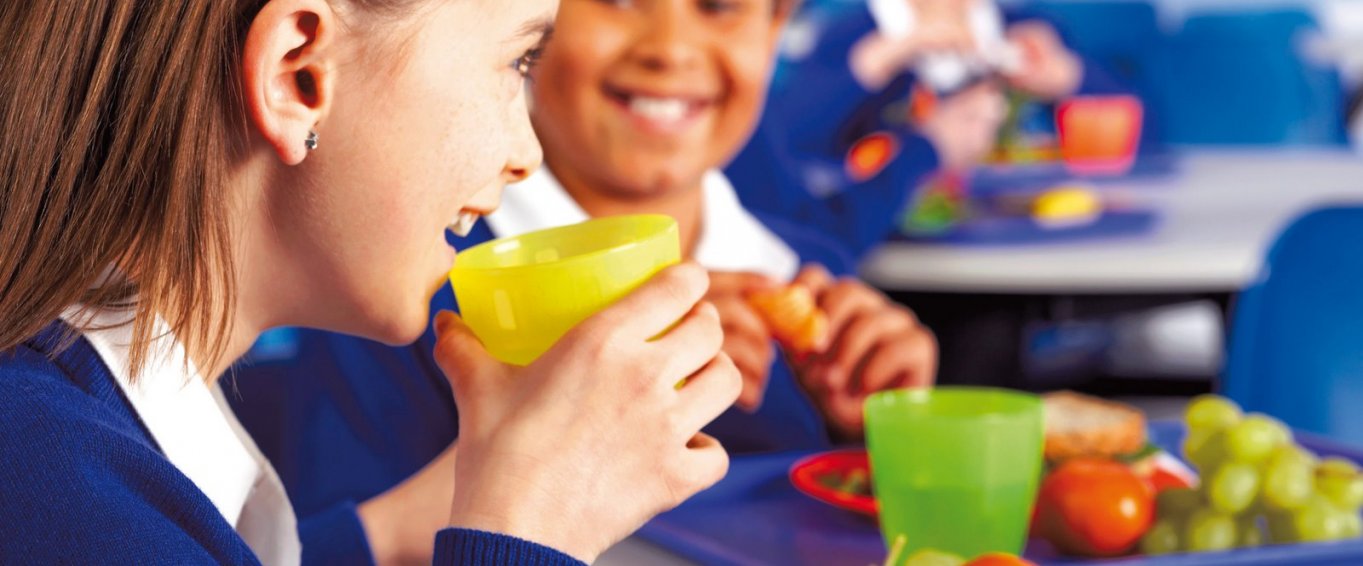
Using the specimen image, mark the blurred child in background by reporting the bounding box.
[729,0,1124,257]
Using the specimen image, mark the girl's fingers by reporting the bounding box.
[674,353,743,437]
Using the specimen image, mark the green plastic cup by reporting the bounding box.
[864,386,1044,559]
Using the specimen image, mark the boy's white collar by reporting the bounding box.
[484,169,800,281]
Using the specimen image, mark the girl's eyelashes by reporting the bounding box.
[513,47,543,78]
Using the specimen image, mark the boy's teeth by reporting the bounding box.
[448,211,479,237]
[628,96,688,123]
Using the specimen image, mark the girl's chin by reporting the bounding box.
[367,308,431,346]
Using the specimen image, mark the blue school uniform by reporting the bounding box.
[0,321,580,565]
[228,172,858,560]
[728,2,1127,259]
[727,1,939,259]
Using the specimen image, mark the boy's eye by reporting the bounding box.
[698,0,742,14]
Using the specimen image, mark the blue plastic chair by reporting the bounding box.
[1158,9,1346,145]
[1224,206,1363,446]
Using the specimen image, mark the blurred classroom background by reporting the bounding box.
[782,0,1363,431]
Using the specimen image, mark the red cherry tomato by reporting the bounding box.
[1034,458,1155,557]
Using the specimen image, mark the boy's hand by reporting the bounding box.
[708,271,780,412]
[1005,21,1083,101]
[788,266,938,440]
[919,81,1009,172]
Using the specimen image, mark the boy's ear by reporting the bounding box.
[769,0,797,46]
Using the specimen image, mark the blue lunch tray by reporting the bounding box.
[635,421,1363,565]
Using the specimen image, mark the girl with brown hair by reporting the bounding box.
[0,0,739,564]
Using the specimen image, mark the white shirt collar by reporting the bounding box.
[60,307,300,565]
[486,169,800,281]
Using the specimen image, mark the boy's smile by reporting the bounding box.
[529,0,791,198]
[603,82,717,139]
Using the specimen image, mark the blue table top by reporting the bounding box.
[636,421,1363,566]
[971,149,1182,196]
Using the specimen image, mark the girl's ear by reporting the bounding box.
[241,0,339,165]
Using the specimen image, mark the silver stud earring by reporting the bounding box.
[304,130,319,152]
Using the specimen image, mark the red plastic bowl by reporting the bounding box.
[789,449,879,518]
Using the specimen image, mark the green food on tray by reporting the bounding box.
[818,468,872,498]
[901,176,967,235]
[1141,394,1363,554]
[884,535,1036,566]
[898,547,963,566]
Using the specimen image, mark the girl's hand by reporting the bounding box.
[706,271,779,412]
[357,445,459,565]
[433,263,740,563]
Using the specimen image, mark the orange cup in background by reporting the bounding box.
[1055,95,1144,176]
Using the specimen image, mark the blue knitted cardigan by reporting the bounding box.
[0,321,581,565]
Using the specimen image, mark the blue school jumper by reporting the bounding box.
[0,321,580,566]
[227,215,856,562]
[727,2,1127,259]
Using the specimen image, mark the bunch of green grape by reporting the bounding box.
[1140,395,1363,554]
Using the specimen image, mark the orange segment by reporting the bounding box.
[747,284,830,354]
[790,311,829,353]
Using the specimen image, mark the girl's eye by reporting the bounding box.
[513,47,545,79]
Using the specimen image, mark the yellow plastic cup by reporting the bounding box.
[448,214,681,366]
